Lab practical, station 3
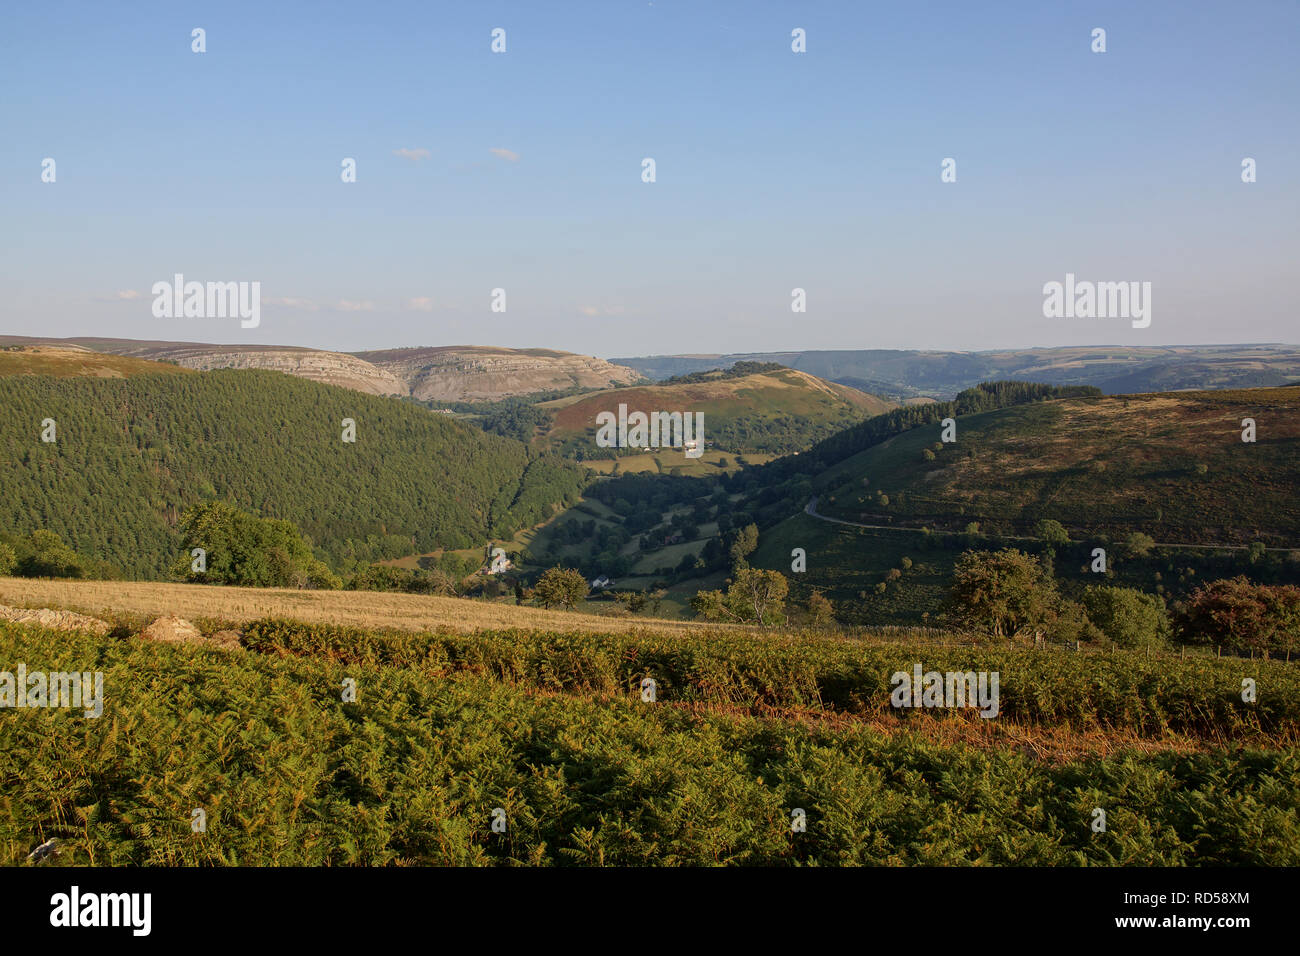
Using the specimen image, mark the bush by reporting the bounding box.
[18,529,84,578]
[1081,585,1170,651]
[1035,519,1070,548]
[1176,576,1300,658]
[806,591,835,627]
[1124,532,1156,559]
[173,501,338,589]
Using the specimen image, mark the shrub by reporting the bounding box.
[1035,519,1070,548]
[1081,585,1171,651]
[1176,576,1300,658]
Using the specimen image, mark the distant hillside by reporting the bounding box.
[0,337,643,402]
[0,344,193,379]
[744,384,1300,625]
[0,370,586,578]
[611,345,1300,400]
[805,386,1300,545]
[353,345,642,401]
[535,364,895,457]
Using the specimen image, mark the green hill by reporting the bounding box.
[0,370,585,578]
[612,345,1300,401]
[810,386,1300,544]
[747,385,1300,625]
[537,363,894,458]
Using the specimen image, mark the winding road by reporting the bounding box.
[801,497,1291,553]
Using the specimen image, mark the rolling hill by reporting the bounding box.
[747,384,1300,625]
[612,345,1300,401]
[0,369,586,578]
[0,344,194,379]
[0,337,643,402]
[353,345,643,401]
[807,386,1300,545]
[535,364,895,457]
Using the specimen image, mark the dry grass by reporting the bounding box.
[0,346,191,378]
[0,576,740,637]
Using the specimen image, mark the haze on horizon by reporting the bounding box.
[2,0,1297,357]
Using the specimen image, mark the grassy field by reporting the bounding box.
[582,451,774,476]
[0,576,730,636]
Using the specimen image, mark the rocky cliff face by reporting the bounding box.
[13,338,644,402]
[129,345,407,396]
[355,346,643,402]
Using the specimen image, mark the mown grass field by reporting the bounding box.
[0,577,729,636]
[3,611,1299,866]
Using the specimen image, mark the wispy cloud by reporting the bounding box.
[94,289,141,302]
[264,297,321,311]
[404,297,435,312]
[579,304,624,317]
[393,147,431,161]
[336,299,376,312]
[488,147,520,163]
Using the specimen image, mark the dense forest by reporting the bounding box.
[0,371,586,578]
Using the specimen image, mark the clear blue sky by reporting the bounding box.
[2,0,1297,356]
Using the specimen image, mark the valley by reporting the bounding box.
[1,336,1298,870]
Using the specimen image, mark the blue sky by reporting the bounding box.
[2,0,1297,356]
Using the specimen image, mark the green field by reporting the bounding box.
[3,616,1297,866]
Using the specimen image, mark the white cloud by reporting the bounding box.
[405,297,435,312]
[336,299,376,312]
[394,147,431,161]
[264,297,321,311]
[488,147,520,162]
